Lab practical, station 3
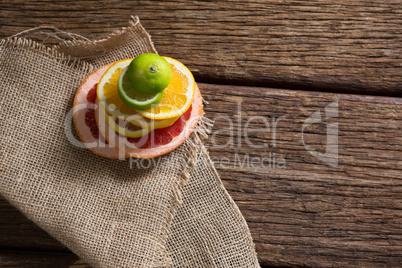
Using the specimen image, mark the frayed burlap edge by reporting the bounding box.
[54,16,157,62]
[186,116,258,262]
[0,37,93,74]
[155,116,214,266]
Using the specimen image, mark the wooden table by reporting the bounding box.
[1,1,401,267]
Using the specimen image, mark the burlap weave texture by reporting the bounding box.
[0,17,259,268]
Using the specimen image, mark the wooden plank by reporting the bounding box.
[0,251,80,268]
[0,252,276,268]
[1,83,401,267]
[0,199,66,251]
[200,83,402,267]
[0,251,273,268]
[0,0,401,96]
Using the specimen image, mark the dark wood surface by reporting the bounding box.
[0,252,80,268]
[1,0,401,267]
[1,0,401,96]
[1,83,401,267]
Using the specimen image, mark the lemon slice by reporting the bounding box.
[97,58,142,120]
[129,116,179,129]
[137,57,195,120]
[96,100,178,138]
[98,102,150,138]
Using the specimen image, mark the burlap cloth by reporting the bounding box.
[0,17,259,267]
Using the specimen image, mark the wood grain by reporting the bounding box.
[1,0,401,96]
[1,83,401,267]
[1,1,401,266]
[0,251,80,268]
[201,83,402,267]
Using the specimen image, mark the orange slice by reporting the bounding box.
[97,58,142,120]
[138,57,195,120]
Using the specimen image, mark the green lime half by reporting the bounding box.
[118,66,164,111]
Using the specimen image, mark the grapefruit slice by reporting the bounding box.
[73,64,126,159]
[96,85,203,159]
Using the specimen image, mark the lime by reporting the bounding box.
[127,53,172,94]
[118,67,164,111]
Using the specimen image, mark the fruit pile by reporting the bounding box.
[73,53,203,159]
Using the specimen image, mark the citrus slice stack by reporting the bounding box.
[74,55,202,159]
